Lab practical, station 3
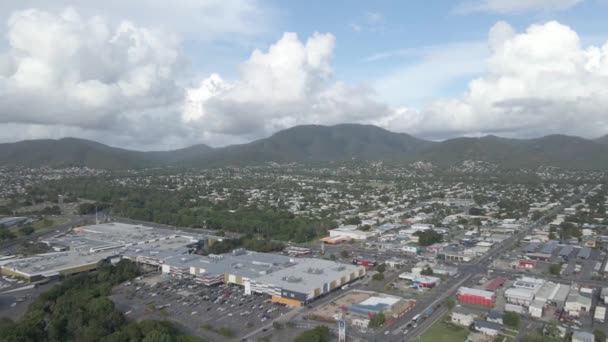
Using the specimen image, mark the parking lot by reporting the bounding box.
[110,273,293,340]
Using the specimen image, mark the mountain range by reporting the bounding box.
[2,124,608,170]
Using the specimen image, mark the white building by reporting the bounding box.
[572,331,595,342]
[411,261,458,276]
[329,225,377,240]
[529,300,544,318]
[505,288,535,306]
[565,291,592,317]
[451,307,478,327]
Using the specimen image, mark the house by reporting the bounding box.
[451,306,479,327]
[486,311,503,325]
[572,331,595,342]
[466,332,492,342]
[474,321,501,337]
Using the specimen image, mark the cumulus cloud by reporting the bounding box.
[456,0,583,13]
[389,20,608,139]
[184,32,391,139]
[0,8,190,147]
[2,6,608,150]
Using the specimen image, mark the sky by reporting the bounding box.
[1,0,608,150]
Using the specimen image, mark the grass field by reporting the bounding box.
[417,316,469,342]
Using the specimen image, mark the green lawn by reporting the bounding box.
[418,317,469,342]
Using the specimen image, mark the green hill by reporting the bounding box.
[2,125,608,170]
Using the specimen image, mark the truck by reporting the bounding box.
[595,306,606,323]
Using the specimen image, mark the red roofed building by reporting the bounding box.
[484,276,506,291]
[457,287,496,307]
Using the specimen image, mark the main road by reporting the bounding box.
[386,184,595,341]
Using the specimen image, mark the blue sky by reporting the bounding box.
[1,0,608,149]
[186,0,608,107]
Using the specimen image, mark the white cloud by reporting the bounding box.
[0,0,271,40]
[350,11,385,33]
[456,0,583,13]
[387,20,608,139]
[0,8,191,147]
[184,32,392,139]
[2,6,608,151]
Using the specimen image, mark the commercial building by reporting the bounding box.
[0,217,31,227]
[456,287,496,307]
[595,306,606,323]
[284,246,312,257]
[139,249,366,307]
[483,277,506,291]
[565,290,592,317]
[518,260,536,269]
[412,261,458,277]
[438,252,473,263]
[252,258,365,306]
[1,223,366,307]
[577,247,591,260]
[399,273,441,288]
[601,287,608,305]
[529,300,544,318]
[309,290,416,325]
[348,296,401,317]
[0,250,120,281]
[328,225,377,240]
[505,288,535,306]
[559,245,574,258]
[572,331,595,342]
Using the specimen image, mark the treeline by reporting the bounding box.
[36,179,337,243]
[206,236,285,255]
[0,260,201,342]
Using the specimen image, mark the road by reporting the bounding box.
[388,184,594,340]
[392,273,472,337]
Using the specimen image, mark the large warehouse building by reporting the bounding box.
[457,287,496,307]
[1,222,365,306]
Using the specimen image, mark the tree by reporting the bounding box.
[376,264,386,273]
[446,299,455,310]
[413,229,442,246]
[340,250,349,258]
[273,321,283,330]
[372,273,384,281]
[294,326,330,342]
[548,264,561,276]
[420,266,434,276]
[0,228,16,241]
[368,313,386,328]
[595,329,607,342]
[358,224,371,231]
[469,208,484,216]
[19,225,35,236]
[503,312,520,328]
[344,216,361,225]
